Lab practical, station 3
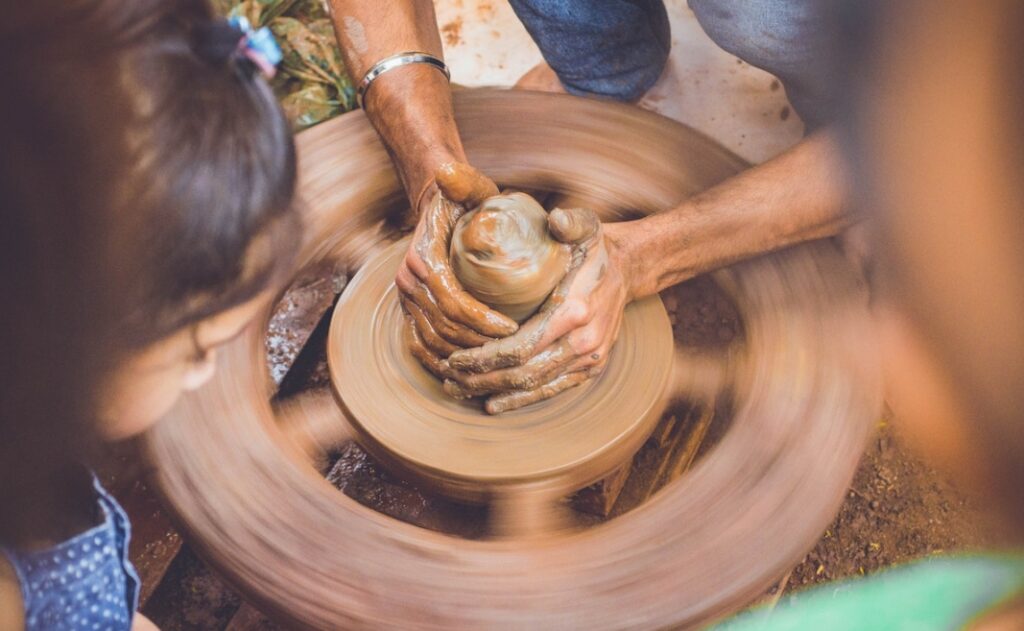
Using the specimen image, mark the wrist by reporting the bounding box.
[357,52,449,110]
[604,222,647,302]
[403,149,463,214]
[362,61,450,121]
[362,64,466,212]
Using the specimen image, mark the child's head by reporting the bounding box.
[95,2,302,437]
[3,0,299,448]
[0,0,300,543]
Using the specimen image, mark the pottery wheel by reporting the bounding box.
[145,89,881,630]
[328,238,673,500]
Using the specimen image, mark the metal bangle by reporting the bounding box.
[356,51,450,110]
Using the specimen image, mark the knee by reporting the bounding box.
[689,0,822,70]
[511,0,671,102]
[575,32,670,101]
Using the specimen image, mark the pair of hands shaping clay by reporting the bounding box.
[395,180,598,413]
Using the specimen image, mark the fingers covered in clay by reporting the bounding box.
[484,370,595,415]
[480,315,618,414]
[445,307,565,373]
[444,206,635,413]
[400,297,460,357]
[408,191,519,337]
[450,299,621,403]
[548,207,601,245]
[395,266,492,347]
[403,313,454,381]
[443,339,577,398]
[435,162,500,207]
[403,184,626,412]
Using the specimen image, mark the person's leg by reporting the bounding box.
[509,0,671,102]
[688,0,836,129]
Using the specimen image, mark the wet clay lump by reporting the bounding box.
[450,192,570,322]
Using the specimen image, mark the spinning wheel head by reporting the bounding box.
[148,91,880,629]
[327,238,674,501]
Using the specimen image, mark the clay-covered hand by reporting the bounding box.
[444,208,634,414]
[396,163,519,371]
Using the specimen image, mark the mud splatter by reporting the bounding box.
[441,18,463,47]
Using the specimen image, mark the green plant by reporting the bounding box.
[216,0,356,130]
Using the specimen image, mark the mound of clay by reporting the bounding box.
[450,192,570,322]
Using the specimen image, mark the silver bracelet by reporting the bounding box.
[356,51,450,110]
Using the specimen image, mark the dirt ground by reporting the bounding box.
[787,422,994,592]
[144,273,996,629]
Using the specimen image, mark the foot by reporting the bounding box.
[514,62,567,94]
[515,61,654,103]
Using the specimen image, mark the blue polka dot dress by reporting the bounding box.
[1,475,140,630]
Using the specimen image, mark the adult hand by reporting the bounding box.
[443,208,635,414]
[397,163,519,378]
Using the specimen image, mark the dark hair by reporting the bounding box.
[117,2,301,346]
[0,0,300,544]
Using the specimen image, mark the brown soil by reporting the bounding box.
[264,261,346,385]
[787,422,993,592]
[144,547,243,630]
[326,441,489,539]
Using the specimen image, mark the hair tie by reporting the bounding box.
[227,16,282,79]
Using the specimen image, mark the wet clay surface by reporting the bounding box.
[144,271,991,629]
[450,192,570,322]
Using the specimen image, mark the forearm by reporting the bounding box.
[612,130,855,298]
[329,1,465,207]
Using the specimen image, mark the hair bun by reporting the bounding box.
[193,19,245,66]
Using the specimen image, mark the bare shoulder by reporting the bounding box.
[0,552,25,630]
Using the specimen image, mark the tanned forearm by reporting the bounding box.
[610,130,855,299]
[328,1,466,209]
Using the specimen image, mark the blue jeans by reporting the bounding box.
[510,0,835,127]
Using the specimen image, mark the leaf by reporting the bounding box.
[306,16,335,38]
[216,0,356,126]
[291,0,330,21]
[271,17,335,84]
[280,84,340,131]
[306,18,355,108]
[258,0,301,26]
